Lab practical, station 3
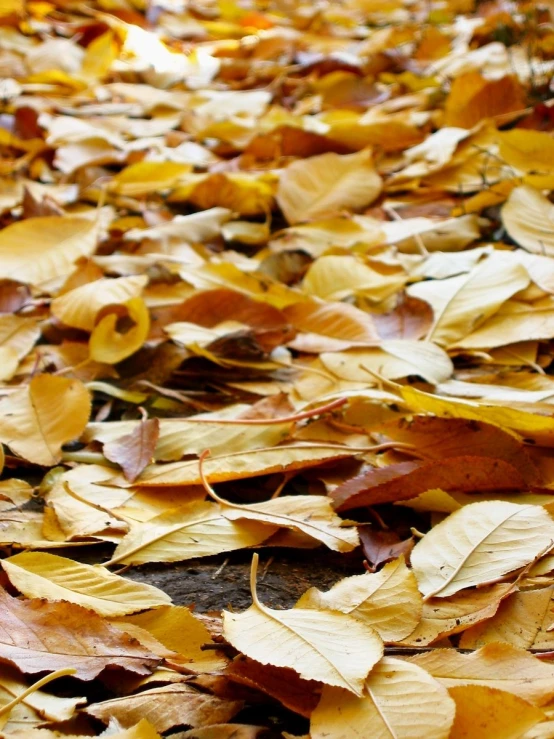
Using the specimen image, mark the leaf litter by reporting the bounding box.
[0,0,553,735]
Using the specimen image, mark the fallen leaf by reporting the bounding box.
[105,500,276,566]
[310,657,455,739]
[443,73,526,128]
[114,605,228,673]
[133,444,363,486]
[407,642,554,705]
[459,587,554,649]
[104,417,160,482]
[223,554,383,695]
[448,685,545,739]
[297,556,422,642]
[85,684,242,732]
[400,583,516,646]
[407,252,530,346]
[411,501,554,599]
[0,216,98,287]
[1,552,171,617]
[0,588,159,680]
[89,297,150,364]
[502,185,554,255]
[0,375,91,465]
[276,149,382,224]
[331,457,526,512]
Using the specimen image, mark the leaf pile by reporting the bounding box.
[0,0,554,735]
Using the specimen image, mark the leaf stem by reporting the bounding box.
[0,668,76,720]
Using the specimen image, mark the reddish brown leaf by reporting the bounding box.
[226,655,321,718]
[331,456,528,512]
[104,416,160,482]
[358,527,415,572]
[382,416,542,485]
[0,588,159,680]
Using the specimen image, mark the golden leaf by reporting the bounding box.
[223,555,383,695]
[0,375,91,466]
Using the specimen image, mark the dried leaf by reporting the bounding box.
[85,684,242,732]
[1,552,171,617]
[448,685,545,739]
[411,501,554,599]
[0,375,91,465]
[104,417,160,482]
[223,555,383,695]
[276,149,382,224]
[0,216,98,287]
[310,658,455,739]
[105,501,275,566]
[0,588,158,680]
[297,557,422,642]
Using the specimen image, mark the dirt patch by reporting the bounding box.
[124,548,364,611]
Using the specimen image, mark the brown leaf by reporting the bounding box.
[226,655,321,718]
[104,417,160,482]
[358,528,415,572]
[85,684,242,732]
[331,456,528,512]
[0,588,159,680]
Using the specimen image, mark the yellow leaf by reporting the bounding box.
[105,500,275,566]
[1,552,171,617]
[454,297,554,349]
[0,663,85,732]
[297,557,422,642]
[443,73,526,129]
[448,685,545,739]
[114,605,227,672]
[400,583,515,646]
[134,443,363,486]
[0,216,98,287]
[302,255,405,303]
[0,375,91,466]
[407,251,529,346]
[459,587,554,650]
[52,275,148,331]
[502,185,554,256]
[310,658,455,739]
[411,501,554,599]
[85,411,291,460]
[109,162,191,197]
[0,315,41,380]
[204,476,358,553]
[399,385,554,445]
[407,643,554,705]
[498,130,554,175]
[320,341,453,384]
[89,297,150,364]
[85,684,241,734]
[223,554,383,695]
[81,30,117,82]
[276,149,382,225]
